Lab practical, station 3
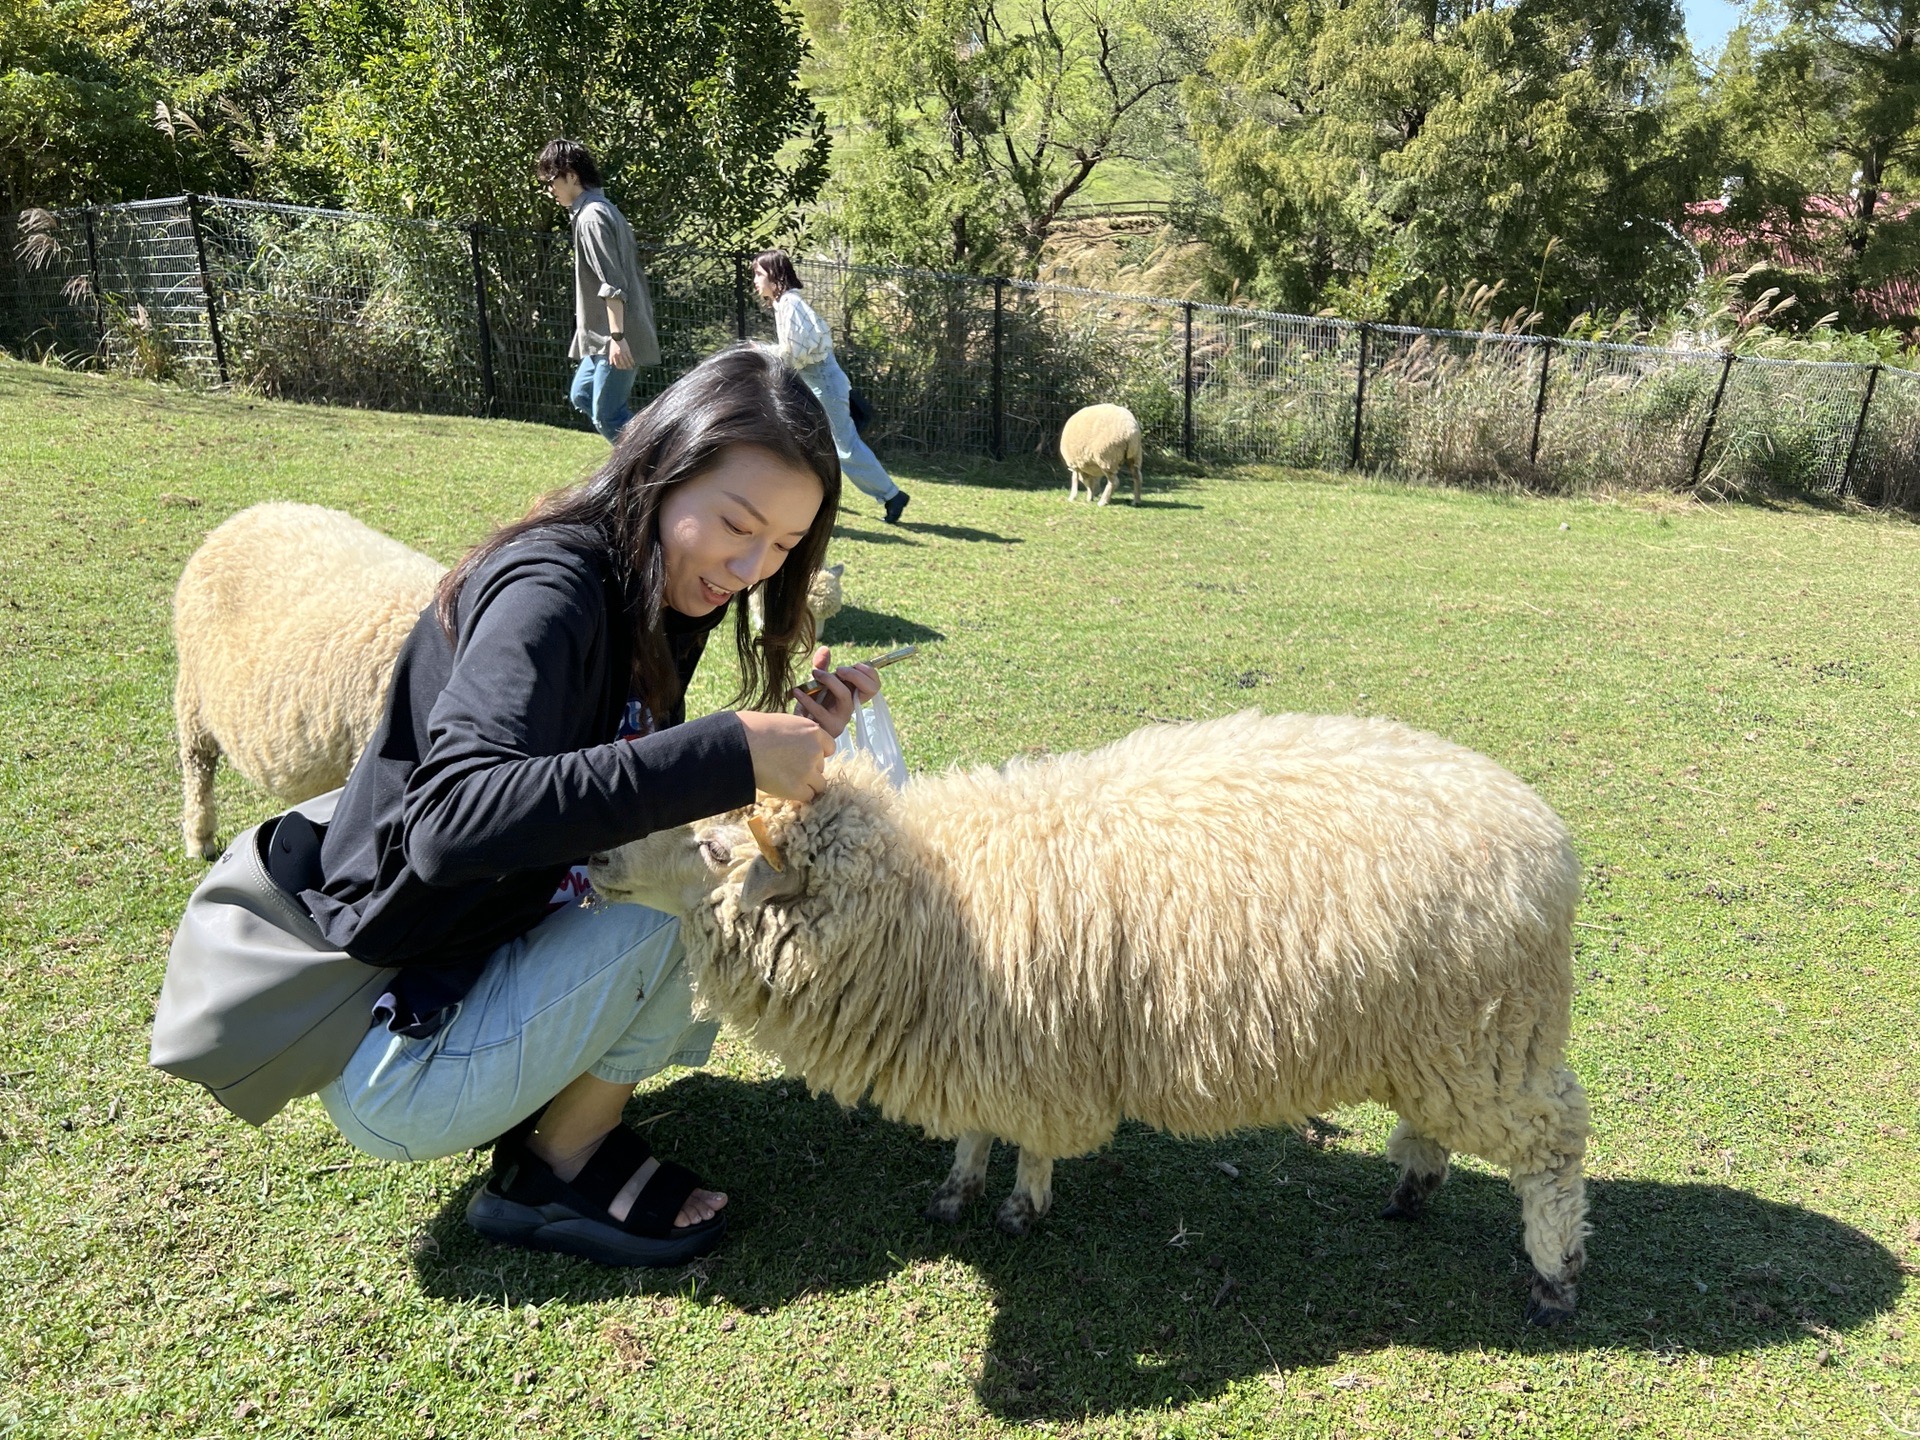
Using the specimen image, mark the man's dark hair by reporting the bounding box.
[753,250,803,297]
[536,138,603,189]
[436,345,841,720]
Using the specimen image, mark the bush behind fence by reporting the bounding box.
[5,196,1918,508]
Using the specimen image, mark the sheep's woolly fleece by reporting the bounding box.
[1058,402,1144,504]
[593,710,1590,1319]
[662,710,1580,1161]
[173,501,445,857]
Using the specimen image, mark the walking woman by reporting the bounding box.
[304,345,880,1266]
[752,250,911,524]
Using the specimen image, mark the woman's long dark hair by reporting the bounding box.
[753,250,803,298]
[436,344,841,719]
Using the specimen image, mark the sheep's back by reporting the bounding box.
[1059,404,1141,474]
[903,711,1578,1138]
[174,503,445,795]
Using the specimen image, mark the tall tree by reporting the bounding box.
[1186,0,1705,324]
[298,0,831,242]
[0,0,208,212]
[811,0,1218,274]
[1707,1,1920,322]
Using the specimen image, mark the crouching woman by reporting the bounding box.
[301,346,877,1266]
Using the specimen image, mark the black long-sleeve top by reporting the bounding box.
[305,522,756,1019]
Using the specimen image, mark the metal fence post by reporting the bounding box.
[466,223,498,418]
[1182,301,1195,461]
[733,253,748,341]
[1841,363,1882,497]
[82,205,104,348]
[1350,323,1370,469]
[183,193,229,384]
[991,276,1005,460]
[1690,350,1737,487]
[1529,337,1553,466]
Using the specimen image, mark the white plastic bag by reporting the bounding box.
[834,689,907,790]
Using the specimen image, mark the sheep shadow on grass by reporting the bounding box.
[818,606,945,649]
[410,1073,1904,1421]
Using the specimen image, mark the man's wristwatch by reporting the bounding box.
[609,330,626,341]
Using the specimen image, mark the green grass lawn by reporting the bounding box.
[1,356,1915,1439]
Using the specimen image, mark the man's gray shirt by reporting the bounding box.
[568,188,659,365]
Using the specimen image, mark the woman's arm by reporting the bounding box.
[399,553,755,886]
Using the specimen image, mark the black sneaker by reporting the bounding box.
[884,490,910,524]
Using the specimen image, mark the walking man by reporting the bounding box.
[538,139,658,442]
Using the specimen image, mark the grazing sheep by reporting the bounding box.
[173,502,445,858]
[1059,403,1143,506]
[590,710,1591,1324]
[748,561,845,636]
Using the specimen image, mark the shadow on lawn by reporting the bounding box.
[819,606,945,649]
[412,1074,1904,1421]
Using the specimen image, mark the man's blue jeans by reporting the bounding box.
[570,354,639,442]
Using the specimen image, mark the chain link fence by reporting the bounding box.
[5,195,1917,507]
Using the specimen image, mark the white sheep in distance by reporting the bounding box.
[1059,403,1144,506]
[747,561,845,636]
[590,710,1591,1324]
[173,502,445,858]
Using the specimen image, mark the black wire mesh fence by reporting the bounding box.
[2,195,1913,504]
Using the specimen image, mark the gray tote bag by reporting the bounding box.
[150,789,396,1125]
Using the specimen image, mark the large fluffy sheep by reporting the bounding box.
[173,502,445,858]
[1059,403,1144,506]
[590,710,1591,1324]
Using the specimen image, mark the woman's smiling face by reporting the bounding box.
[657,444,826,616]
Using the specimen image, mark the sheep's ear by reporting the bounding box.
[740,853,806,914]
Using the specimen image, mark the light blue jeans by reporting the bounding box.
[798,357,900,503]
[318,900,716,1163]
[569,354,640,442]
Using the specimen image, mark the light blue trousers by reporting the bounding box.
[799,358,900,503]
[318,900,716,1163]
[569,354,640,442]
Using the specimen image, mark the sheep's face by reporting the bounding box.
[588,822,752,915]
[591,754,911,1014]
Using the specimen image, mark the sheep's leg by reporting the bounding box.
[1381,1118,1450,1221]
[1095,472,1115,507]
[924,1131,994,1224]
[994,1149,1054,1237]
[1508,1068,1590,1327]
[1130,452,1143,504]
[178,701,221,861]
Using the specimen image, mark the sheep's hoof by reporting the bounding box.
[993,1193,1043,1237]
[1524,1270,1577,1327]
[923,1175,984,1225]
[1381,1169,1444,1222]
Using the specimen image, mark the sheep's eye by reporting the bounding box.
[698,835,732,870]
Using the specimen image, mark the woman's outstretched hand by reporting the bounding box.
[791,646,881,740]
[738,710,835,802]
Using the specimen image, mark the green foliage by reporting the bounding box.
[0,0,208,211]
[1184,0,1707,326]
[297,0,832,243]
[809,0,1217,274]
[1700,1,1920,329]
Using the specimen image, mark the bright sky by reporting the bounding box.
[1683,0,1748,56]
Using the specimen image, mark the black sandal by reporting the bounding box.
[465,1124,727,1267]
